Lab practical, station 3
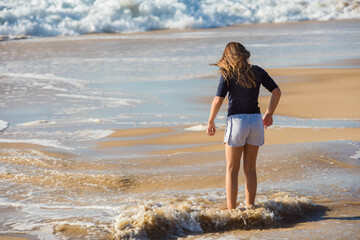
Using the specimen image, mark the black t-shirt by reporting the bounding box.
[216,65,278,116]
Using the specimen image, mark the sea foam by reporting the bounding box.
[1,0,359,38]
[0,138,73,150]
[113,195,317,239]
[0,120,9,132]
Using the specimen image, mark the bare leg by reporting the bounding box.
[225,144,243,209]
[243,144,259,207]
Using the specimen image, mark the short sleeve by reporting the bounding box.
[257,67,278,92]
[216,75,229,98]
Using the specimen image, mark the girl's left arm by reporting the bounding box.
[207,96,224,136]
[263,87,281,129]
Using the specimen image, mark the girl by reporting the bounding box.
[207,42,281,209]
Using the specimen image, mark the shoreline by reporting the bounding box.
[96,64,360,155]
[1,64,359,157]
[97,127,360,155]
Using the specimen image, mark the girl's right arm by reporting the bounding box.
[207,96,224,136]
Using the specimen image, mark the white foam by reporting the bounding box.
[82,118,103,124]
[350,150,360,160]
[17,120,57,127]
[0,120,9,132]
[70,129,115,141]
[55,107,101,115]
[0,138,73,150]
[56,93,142,107]
[1,73,86,88]
[113,195,316,239]
[184,124,207,131]
[185,124,226,131]
[1,0,359,37]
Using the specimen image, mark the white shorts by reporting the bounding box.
[224,114,264,147]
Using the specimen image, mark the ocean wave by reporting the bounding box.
[1,0,359,37]
[113,194,317,239]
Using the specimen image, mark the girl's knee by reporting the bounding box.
[226,164,239,175]
[243,165,256,175]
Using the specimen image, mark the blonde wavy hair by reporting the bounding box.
[213,42,256,88]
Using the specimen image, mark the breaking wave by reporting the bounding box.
[0,119,8,132]
[1,0,360,38]
[113,194,317,239]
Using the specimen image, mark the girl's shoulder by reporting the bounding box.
[251,64,264,72]
[251,65,269,77]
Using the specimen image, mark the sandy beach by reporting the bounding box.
[2,60,359,239]
[1,18,360,239]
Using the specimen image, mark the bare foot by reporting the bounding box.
[246,204,255,210]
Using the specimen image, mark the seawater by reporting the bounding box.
[1,141,359,239]
[0,19,360,239]
[1,20,360,153]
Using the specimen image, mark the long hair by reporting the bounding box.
[212,42,257,88]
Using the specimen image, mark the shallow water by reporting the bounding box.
[1,20,360,158]
[1,141,359,239]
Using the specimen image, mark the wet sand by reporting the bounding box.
[0,237,32,240]
[1,21,359,239]
[1,61,359,239]
[181,202,360,240]
[98,127,360,155]
[97,65,360,155]
[2,140,359,239]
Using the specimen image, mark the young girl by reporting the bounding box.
[207,42,281,210]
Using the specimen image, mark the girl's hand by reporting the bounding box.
[263,111,273,129]
[207,122,216,136]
